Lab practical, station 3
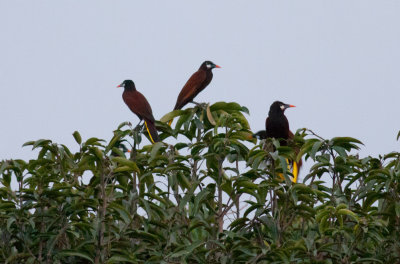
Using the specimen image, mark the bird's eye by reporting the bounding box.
[206,63,212,68]
[280,105,285,110]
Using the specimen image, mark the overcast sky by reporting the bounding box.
[1,1,399,163]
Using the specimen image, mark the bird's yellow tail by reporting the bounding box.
[292,161,298,183]
[144,121,159,144]
[278,159,298,183]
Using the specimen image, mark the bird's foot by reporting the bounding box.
[133,122,144,132]
[191,101,207,109]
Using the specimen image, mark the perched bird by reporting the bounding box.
[265,101,301,182]
[168,61,221,125]
[266,101,295,141]
[118,80,159,144]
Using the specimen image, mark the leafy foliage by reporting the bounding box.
[1,102,399,263]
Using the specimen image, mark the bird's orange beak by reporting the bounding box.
[215,65,221,68]
[283,104,295,110]
[117,84,121,88]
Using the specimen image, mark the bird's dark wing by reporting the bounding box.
[123,90,156,123]
[174,70,207,110]
[265,117,271,136]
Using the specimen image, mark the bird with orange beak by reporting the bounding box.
[168,60,221,125]
[265,101,301,182]
[118,80,159,144]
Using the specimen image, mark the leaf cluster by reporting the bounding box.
[0,102,399,263]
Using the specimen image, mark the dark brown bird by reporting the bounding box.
[168,61,221,125]
[265,101,301,182]
[266,101,295,141]
[118,80,159,144]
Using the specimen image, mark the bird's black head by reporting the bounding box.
[252,130,267,140]
[269,101,295,115]
[117,80,136,91]
[200,60,221,70]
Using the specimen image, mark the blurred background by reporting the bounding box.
[1,1,399,163]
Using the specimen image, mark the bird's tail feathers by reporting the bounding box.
[277,159,299,183]
[292,161,298,183]
[144,121,160,144]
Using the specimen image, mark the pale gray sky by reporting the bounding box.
[1,1,399,161]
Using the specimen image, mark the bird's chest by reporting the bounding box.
[266,117,289,139]
[122,91,140,115]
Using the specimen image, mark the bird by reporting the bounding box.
[252,130,267,140]
[117,80,159,144]
[168,61,221,125]
[265,101,301,182]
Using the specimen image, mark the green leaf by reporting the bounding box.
[110,147,126,157]
[0,202,16,210]
[7,216,16,231]
[316,210,330,223]
[241,106,250,115]
[21,140,35,147]
[160,109,187,123]
[58,250,93,263]
[135,230,159,242]
[192,188,210,216]
[297,138,320,160]
[0,161,8,177]
[235,180,258,189]
[1,171,11,188]
[319,215,330,233]
[336,208,358,222]
[149,142,164,162]
[194,118,204,130]
[174,112,193,132]
[112,157,139,172]
[91,147,103,160]
[169,241,204,258]
[356,258,383,263]
[84,137,105,146]
[395,202,400,218]
[229,217,248,230]
[117,121,131,130]
[24,139,52,149]
[210,101,242,112]
[332,145,347,157]
[106,133,126,153]
[330,136,363,150]
[72,131,82,145]
[310,141,323,160]
[109,202,131,224]
[177,173,191,190]
[179,189,193,211]
[107,255,136,263]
